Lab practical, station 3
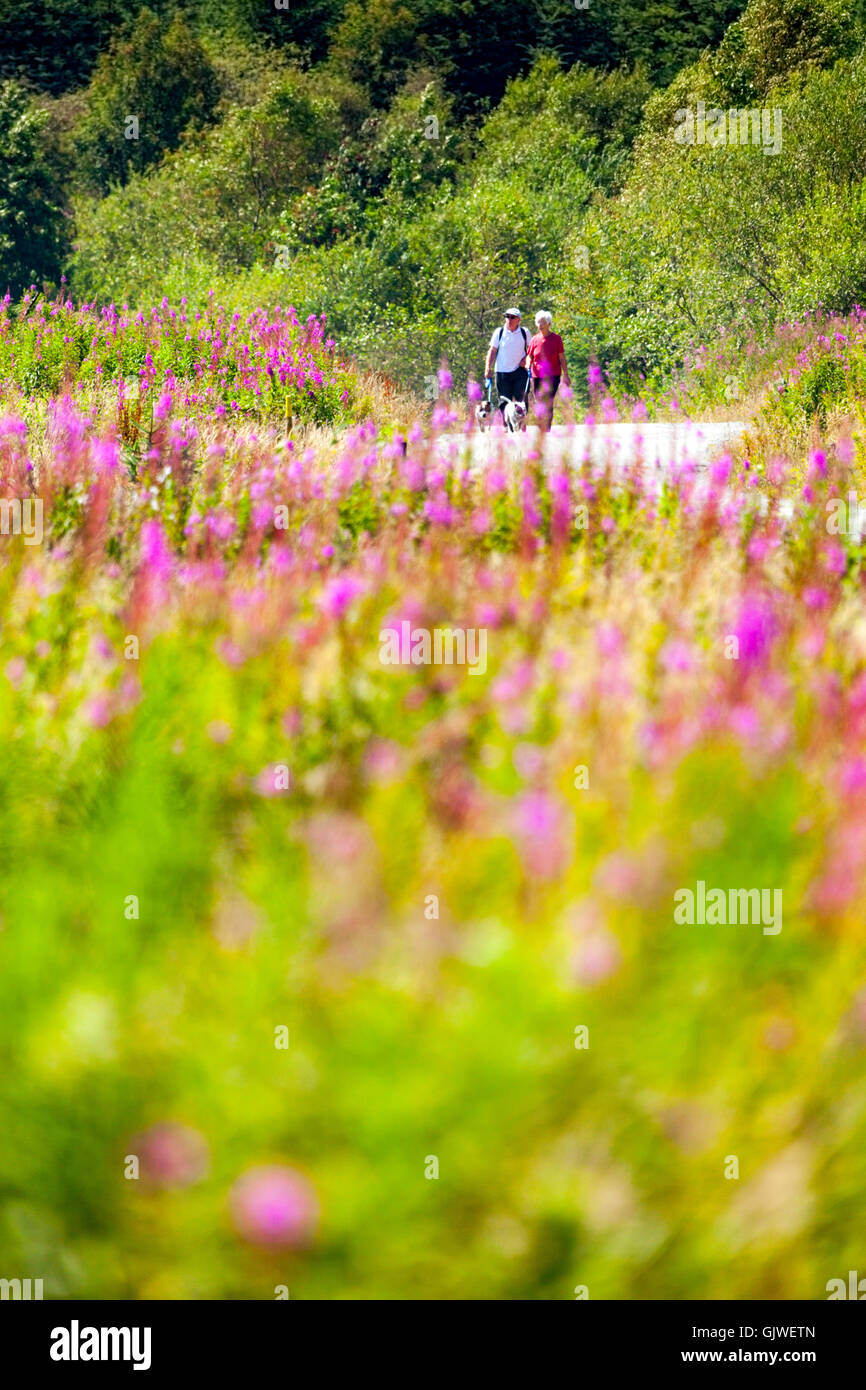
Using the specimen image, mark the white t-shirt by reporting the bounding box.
[489,324,528,372]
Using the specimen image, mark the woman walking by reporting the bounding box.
[526,311,569,429]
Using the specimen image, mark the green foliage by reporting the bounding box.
[587,39,866,388]
[74,8,219,196]
[71,67,362,302]
[195,0,347,65]
[0,81,67,298]
[610,0,748,86]
[712,0,860,101]
[329,0,424,107]
[284,76,462,249]
[0,0,140,95]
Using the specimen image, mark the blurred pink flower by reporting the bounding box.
[86,694,113,728]
[841,757,866,795]
[659,638,694,673]
[732,593,777,666]
[319,574,363,620]
[254,763,292,797]
[572,930,621,986]
[135,1122,209,1189]
[229,1164,318,1248]
[802,586,831,610]
[511,791,571,879]
[4,657,25,688]
[595,622,623,659]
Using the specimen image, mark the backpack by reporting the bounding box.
[493,324,529,363]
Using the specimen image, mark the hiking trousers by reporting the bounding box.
[496,368,528,416]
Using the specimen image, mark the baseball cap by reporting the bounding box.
[504,308,521,317]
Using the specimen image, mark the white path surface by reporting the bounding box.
[440,420,749,473]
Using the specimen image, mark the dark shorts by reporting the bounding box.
[532,375,561,400]
[495,368,528,410]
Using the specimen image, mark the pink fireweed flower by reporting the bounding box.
[729,705,760,740]
[799,626,825,659]
[364,739,404,784]
[206,512,237,542]
[511,790,572,880]
[803,586,831,610]
[659,638,694,673]
[572,930,622,986]
[731,593,777,666]
[840,757,866,796]
[133,1123,209,1189]
[216,638,246,667]
[253,763,292,797]
[4,657,25,688]
[319,573,364,619]
[140,519,173,585]
[595,621,623,659]
[86,694,113,728]
[230,1165,319,1248]
[594,851,643,902]
[747,533,773,562]
[513,743,545,782]
[710,453,732,487]
[520,475,542,529]
[766,458,785,486]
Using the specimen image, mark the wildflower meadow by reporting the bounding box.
[5,0,866,1331]
[2,289,866,1302]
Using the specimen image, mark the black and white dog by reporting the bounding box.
[501,397,528,432]
[474,399,495,430]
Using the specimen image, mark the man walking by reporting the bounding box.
[484,308,529,422]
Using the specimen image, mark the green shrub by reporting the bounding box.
[74,7,219,196]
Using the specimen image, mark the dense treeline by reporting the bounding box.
[0,0,745,101]
[3,0,866,399]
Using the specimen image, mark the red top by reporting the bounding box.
[527,331,565,378]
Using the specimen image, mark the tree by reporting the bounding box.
[712,0,860,101]
[0,81,67,297]
[74,7,219,195]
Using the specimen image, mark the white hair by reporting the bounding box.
[535,310,553,327]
